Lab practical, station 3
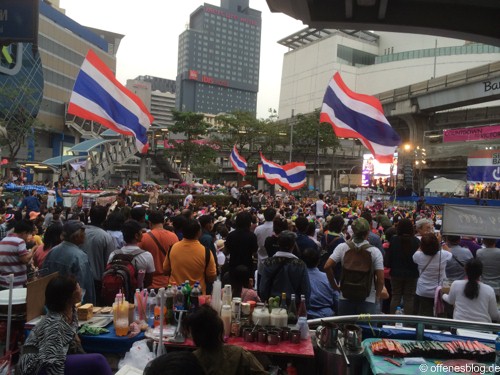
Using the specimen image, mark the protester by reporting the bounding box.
[476,238,500,287]
[183,305,267,375]
[225,211,258,279]
[384,218,420,314]
[33,223,63,269]
[81,206,116,302]
[442,259,499,323]
[144,351,204,375]
[0,220,35,289]
[413,233,452,317]
[139,210,178,289]
[444,235,473,282]
[259,230,310,305]
[163,219,217,294]
[44,221,96,304]
[324,218,384,315]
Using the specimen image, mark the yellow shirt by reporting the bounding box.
[163,238,217,294]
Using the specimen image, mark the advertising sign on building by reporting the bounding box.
[0,0,39,45]
[443,125,500,143]
[467,150,500,182]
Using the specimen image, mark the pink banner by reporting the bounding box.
[443,125,500,142]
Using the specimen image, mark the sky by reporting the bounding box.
[59,0,305,120]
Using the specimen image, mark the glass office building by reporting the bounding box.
[176,0,261,115]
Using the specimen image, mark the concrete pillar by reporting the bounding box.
[139,157,147,182]
[399,114,429,145]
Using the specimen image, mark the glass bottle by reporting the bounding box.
[288,294,298,325]
[297,294,307,318]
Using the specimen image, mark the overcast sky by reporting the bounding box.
[59,0,304,119]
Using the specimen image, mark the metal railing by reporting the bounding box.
[308,314,500,341]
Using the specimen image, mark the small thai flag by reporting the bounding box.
[230,145,247,176]
[260,153,306,191]
[68,50,153,153]
[320,72,401,163]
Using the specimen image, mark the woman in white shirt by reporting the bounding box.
[442,258,499,323]
[413,233,452,316]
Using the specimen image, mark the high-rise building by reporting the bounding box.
[176,0,261,115]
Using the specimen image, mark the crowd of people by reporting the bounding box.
[0,185,499,374]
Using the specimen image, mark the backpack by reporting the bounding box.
[340,240,374,302]
[101,249,144,305]
[318,233,343,272]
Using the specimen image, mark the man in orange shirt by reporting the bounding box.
[139,211,178,289]
[163,219,217,294]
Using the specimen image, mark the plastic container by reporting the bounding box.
[297,316,310,340]
[113,299,129,337]
[252,303,270,326]
[270,308,288,328]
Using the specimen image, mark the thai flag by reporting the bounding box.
[260,153,306,191]
[230,145,247,176]
[67,50,153,153]
[467,150,500,182]
[320,72,401,163]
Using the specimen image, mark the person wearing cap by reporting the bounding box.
[0,220,35,290]
[259,230,311,306]
[324,217,384,315]
[43,220,96,304]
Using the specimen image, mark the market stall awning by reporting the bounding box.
[68,139,113,153]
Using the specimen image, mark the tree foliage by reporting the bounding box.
[169,110,217,169]
[0,86,41,162]
[290,108,340,162]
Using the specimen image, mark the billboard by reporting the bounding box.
[362,153,397,187]
[443,125,500,143]
[0,0,39,45]
[467,150,500,182]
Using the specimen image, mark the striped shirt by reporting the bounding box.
[0,235,28,288]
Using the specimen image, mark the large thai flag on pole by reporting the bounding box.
[260,153,306,191]
[67,50,153,153]
[230,145,247,176]
[320,72,401,163]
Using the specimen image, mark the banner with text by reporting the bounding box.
[443,204,500,237]
[467,150,500,182]
[443,125,500,143]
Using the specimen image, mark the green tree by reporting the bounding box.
[169,110,218,170]
[214,111,263,153]
[290,108,340,162]
[0,86,43,175]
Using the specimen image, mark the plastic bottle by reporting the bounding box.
[190,282,201,311]
[222,284,232,306]
[147,289,157,321]
[395,306,404,328]
[153,288,166,327]
[182,281,192,310]
[133,288,140,322]
[288,294,298,325]
[174,286,184,311]
[286,363,298,375]
[165,285,174,323]
[297,294,307,318]
[221,305,232,338]
[297,316,310,340]
[495,332,500,370]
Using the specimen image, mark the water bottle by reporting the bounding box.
[182,280,192,310]
[174,286,184,311]
[190,282,201,311]
[395,306,403,328]
[495,332,500,371]
[147,289,157,321]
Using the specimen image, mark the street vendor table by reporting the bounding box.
[80,323,146,354]
[160,334,314,358]
[363,338,495,375]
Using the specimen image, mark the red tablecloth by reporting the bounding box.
[163,336,314,358]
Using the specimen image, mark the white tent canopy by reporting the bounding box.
[425,177,466,195]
